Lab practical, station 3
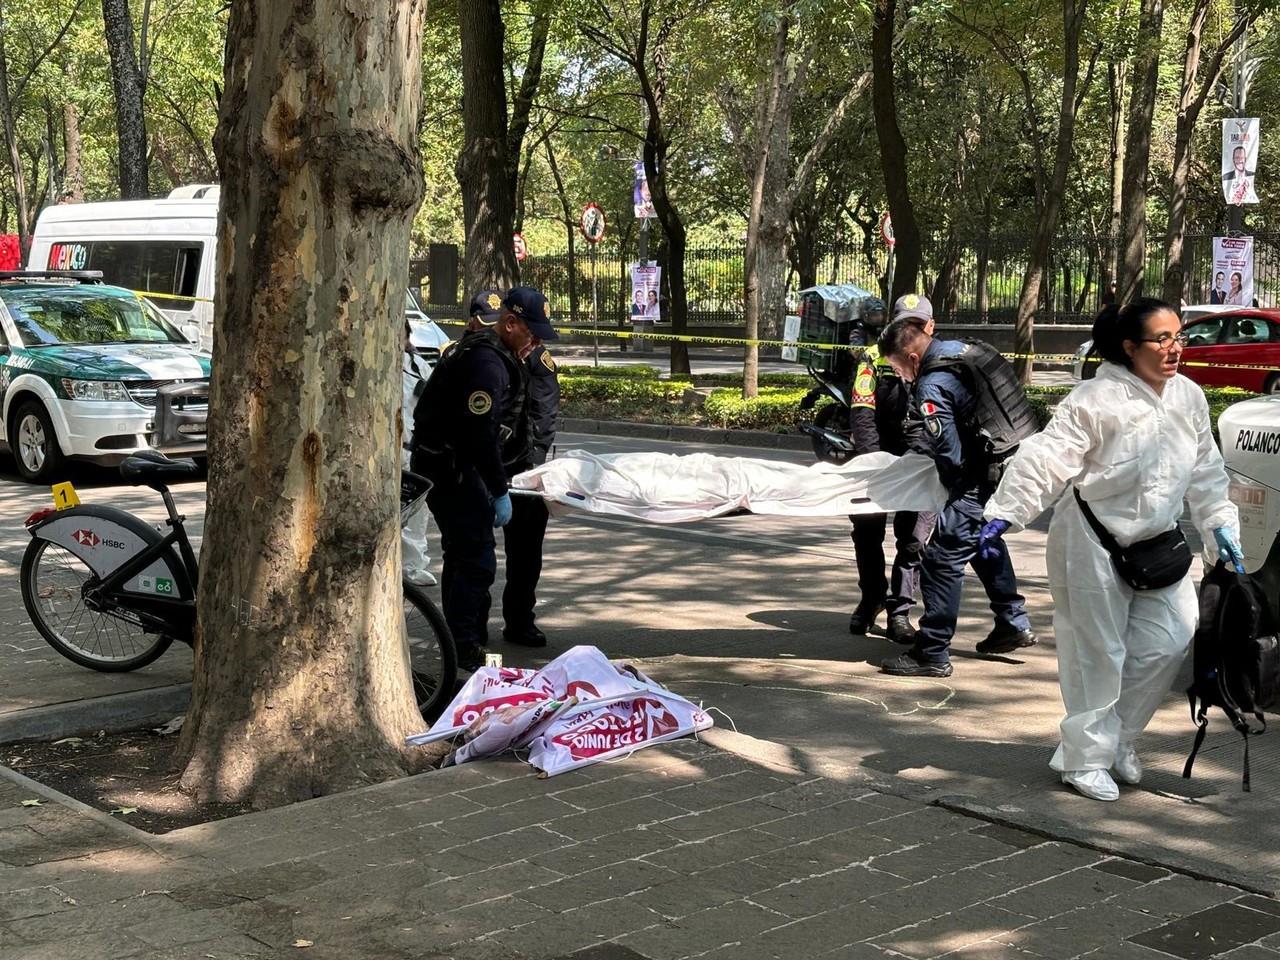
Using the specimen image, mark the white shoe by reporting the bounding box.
[1112,742,1142,785]
[405,569,437,586]
[1061,769,1119,801]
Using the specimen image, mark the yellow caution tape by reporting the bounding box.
[130,289,214,303]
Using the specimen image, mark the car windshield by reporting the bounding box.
[2,286,188,347]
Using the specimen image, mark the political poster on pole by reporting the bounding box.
[633,162,656,220]
[1211,236,1254,307]
[630,262,662,322]
[1222,118,1260,206]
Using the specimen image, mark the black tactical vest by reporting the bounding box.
[918,340,1038,458]
[418,330,527,460]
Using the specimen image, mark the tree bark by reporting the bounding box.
[457,0,518,292]
[871,0,920,301]
[1163,1,1255,305]
[0,7,30,255]
[1103,59,1125,295]
[1010,0,1090,382]
[544,138,579,324]
[61,95,83,202]
[102,0,150,198]
[176,0,433,808]
[1115,0,1163,303]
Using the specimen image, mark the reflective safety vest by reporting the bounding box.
[917,340,1038,458]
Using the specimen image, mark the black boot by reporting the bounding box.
[848,602,883,636]
[886,614,916,645]
[976,625,1038,655]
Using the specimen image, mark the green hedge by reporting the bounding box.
[558,364,659,379]
[703,387,812,430]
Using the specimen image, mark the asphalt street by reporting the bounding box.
[0,430,1275,894]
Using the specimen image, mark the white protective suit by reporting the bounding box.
[401,351,434,585]
[985,362,1238,773]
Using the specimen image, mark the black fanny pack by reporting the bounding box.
[1073,489,1193,590]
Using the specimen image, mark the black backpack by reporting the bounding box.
[1183,548,1280,791]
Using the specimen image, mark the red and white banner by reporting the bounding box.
[406,646,712,775]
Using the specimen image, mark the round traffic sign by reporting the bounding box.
[513,232,528,262]
[880,211,895,249]
[580,202,606,244]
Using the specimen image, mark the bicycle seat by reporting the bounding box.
[119,450,202,486]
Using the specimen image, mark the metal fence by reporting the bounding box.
[412,232,1280,327]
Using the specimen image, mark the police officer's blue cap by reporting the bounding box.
[468,289,504,325]
[503,286,559,340]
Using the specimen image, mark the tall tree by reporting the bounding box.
[951,0,1094,380]
[176,0,433,807]
[1162,1,1262,305]
[1115,0,1163,303]
[871,0,920,302]
[101,0,150,197]
[457,0,552,295]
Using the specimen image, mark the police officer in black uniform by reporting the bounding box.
[410,287,557,670]
[501,343,560,647]
[846,299,936,644]
[875,295,1036,677]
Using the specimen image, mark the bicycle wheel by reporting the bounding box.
[20,539,172,672]
[403,581,457,723]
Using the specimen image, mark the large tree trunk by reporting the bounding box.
[1103,59,1125,295]
[102,0,149,198]
[544,139,579,324]
[177,0,431,808]
[1011,0,1089,382]
[61,95,83,202]
[0,11,30,255]
[457,0,518,292]
[871,0,920,301]
[1116,0,1163,304]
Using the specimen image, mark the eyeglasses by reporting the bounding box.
[1137,332,1189,351]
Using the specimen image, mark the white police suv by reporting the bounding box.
[0,271,209,482]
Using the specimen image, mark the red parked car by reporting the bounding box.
[1178,309,1280,393]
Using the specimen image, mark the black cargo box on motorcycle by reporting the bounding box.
[795,283,876,373]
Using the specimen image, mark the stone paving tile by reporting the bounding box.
[753,779,860,814]
[1216,947,1280,960]
[750,865,910,919]
[613,898,788,960]
[488,896,664,959]
[687,857,798,897]
[751,830,901,877]
[553,798,690,843]
[516,858,679,912]
[873,904,1037,959]
[1091,860,1171,885]
[1104,875,1241,922]
[629,875,743,922]
[976,844,1106,888]
[660,772,797,813]
[125,907,250,949]
[440,795,587,843]
[743,900,918,956]
[970,825,1048,851]
[528,826,681,876]
[343,792,489,838]
[3,892,191,943]
[866,865,1023,921]
[992,904,1164,960]
[411,860,569,912]
[866,807,985,846]
[133,933,272,959]
[1128,902,1280,960]
[448,824,576,866]
[988,866,1141,920]
[755,798,894,843]
[869,833,1029,882]
[545,772,680,811]
[640,828,792,873]
[1237,897,1280,919]
[936,940,1046,960]
[0,887,72,923]
[0,927,158,960]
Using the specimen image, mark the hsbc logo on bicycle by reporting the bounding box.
[71,529,125,550]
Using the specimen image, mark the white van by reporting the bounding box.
[27,185,219,351]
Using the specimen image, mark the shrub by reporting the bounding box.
[557,364,659,379]
[558,376,688,403]
[703,387,813,430]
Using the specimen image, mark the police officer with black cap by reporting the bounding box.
[410,286,557,670]
[874,294,1037,677]
[846,298,936,644]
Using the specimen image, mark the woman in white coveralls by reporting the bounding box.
[977,298,1244,801]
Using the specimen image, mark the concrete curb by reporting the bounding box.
[561,417,813,452]
[0,684,191,743]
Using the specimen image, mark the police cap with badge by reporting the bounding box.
[503,286,560,341]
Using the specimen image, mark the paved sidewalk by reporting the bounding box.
[1,733,1274,960]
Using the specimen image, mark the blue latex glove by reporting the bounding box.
[978,518,1012,562]
[1214,527,1246,574]
[492,492,513,528]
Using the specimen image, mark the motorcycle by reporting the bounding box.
[796,352,859,465]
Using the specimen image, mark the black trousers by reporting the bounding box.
[425,467,495,651]
[850,510,936,617]
[502,494,549,632]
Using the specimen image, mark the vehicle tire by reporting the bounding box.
[1265,373,1280,395]
[403,581,457,723]
[11,400,65,484]
[810,403,856,466]
[20,538,172,671]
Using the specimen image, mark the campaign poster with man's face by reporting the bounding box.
[1212,236,1254,307]
[630,263,662,322]
[1222,118,1260,205]
[633,162,656,220]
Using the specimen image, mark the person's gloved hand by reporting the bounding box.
[978,518,1012,561]
[1214,527,1246,574]
[492,492,513,528]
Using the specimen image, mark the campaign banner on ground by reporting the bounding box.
[630,263,662,322]
[405,646,711,775]
[633,161,656,219]
[1223,118,1260,205]
[1211,236,1254,307]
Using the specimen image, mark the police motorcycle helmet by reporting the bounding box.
[851,297,888,346]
